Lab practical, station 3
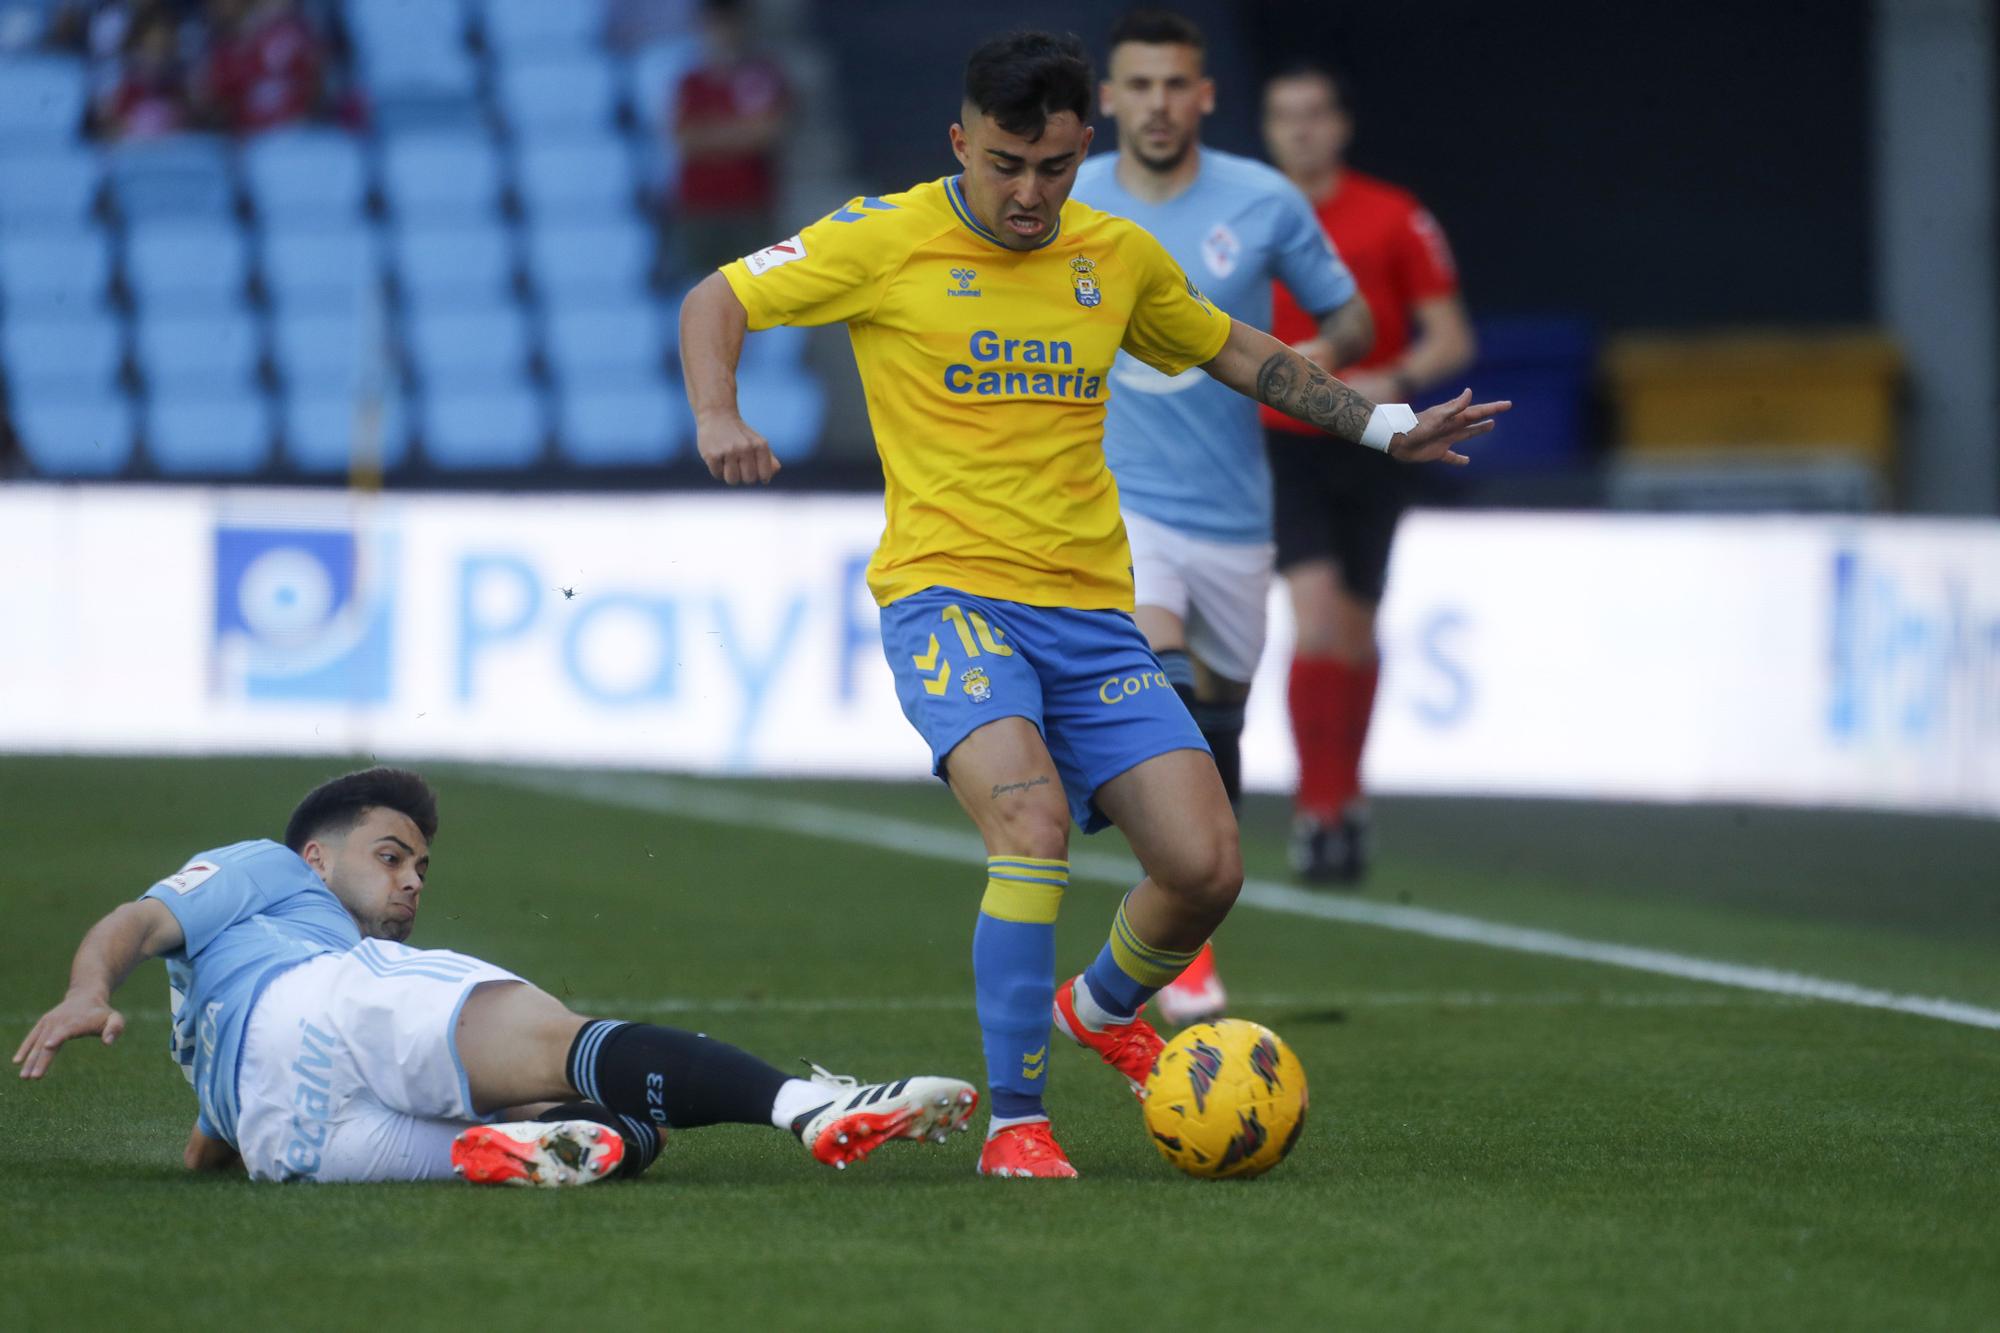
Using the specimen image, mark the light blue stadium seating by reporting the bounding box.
[0,228,109,313]
[135,309,262,391]
[624,36,704,193]
[405,301,532,383]
[283,390,411,474]
[543,298,666,384]
[0,56,86,141]
[106,136,235,220]
[379,133,504,222]
[514,136,633,219]
[272,306,391,393]
[10,389,137,477]
[496,55,618,138]
[1,311,122,390]
[526,217,651,301]
[146,391,274,474]
[477,0,601,52]
[370,92,486,138]
[737,368,824,462]
[348,0,475,96]
[242,129,368,223]
[420,383,547,469]
[392,221,515,304]
[0,144,100,230]
[557,377,688,467]
[260,225,383,311]
[742,324,809,372]
[124,219,249,311]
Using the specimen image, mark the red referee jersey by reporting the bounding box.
[1263,169,1459,434]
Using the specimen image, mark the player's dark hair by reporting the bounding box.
[284,767,439,853]
[1108,8,1206,54]
[1265,59,1354,112]
[963,30,1092,142]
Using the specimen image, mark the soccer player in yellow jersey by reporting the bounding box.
[679,31,1506,1178]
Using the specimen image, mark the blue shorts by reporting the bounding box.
[878,586,1208,833]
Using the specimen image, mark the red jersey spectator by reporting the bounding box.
[198,0,324,135]
[670,0,788,276]
[1259,63,1476,884]
[95,7,194,139]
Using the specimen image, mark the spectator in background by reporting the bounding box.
[197,0,325,135]
[669,0,788,277]
[93,5,195,139]
[1260,63,1477,884]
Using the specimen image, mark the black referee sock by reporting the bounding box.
[536,1100,662,1180]
[1192,698,1246,810]
[566,1020,791,1133]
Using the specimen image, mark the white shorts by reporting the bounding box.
[1123,508,1275,684]
[235,941,521,1183]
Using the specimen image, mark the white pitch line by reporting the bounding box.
[483,767,2000,1034]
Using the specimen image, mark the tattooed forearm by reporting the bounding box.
[1253,350,1374,444]
[991,775,1052,800]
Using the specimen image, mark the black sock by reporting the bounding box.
[1191,698,1246,809]
[537,1100,662,1180]
[566,1021,791,1134]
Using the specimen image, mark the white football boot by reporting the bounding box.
[790,1063,980,1169]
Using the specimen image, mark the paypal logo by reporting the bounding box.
[1827,544,2000,749]
[212,523,393,703]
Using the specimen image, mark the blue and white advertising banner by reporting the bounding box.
[1,487,1994,816]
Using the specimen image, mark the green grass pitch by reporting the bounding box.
[2,756,1996,1331]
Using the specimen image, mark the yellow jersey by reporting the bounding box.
[720,175,1230,610]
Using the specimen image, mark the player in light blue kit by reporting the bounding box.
[15,767,976,1184]
[1074,10,1375,1022]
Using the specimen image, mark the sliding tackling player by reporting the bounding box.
[680,30,1504,1177]
[1073,9,1373,1023]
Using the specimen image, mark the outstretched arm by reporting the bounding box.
[1200,317,1508,466]
[13,898,184,1080]
[680,272,780,486]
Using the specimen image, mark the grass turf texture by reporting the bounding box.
[1,756,1995,1332]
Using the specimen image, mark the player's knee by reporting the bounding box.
[986,796,1070,862]
[1162,826,1242,918]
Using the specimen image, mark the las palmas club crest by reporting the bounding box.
[1070,255,1102,307]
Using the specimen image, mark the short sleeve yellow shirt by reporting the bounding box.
[721,175,1230,610]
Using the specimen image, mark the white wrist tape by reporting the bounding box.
[1360,403,1418,451]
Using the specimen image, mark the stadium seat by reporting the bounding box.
[242,129,368,223]
[496,55,619,139]
[10,389,137,477]
[477,0,600,52]
[260,225,384,312]
[106,136,235,220]
[742,324,809,372]
[146,391,274,474]
[123,219,250,311]
[543,299,668,385]
[370,92,485,138]
[135,309,263,391]
[283,390,412,474]
[272,306,389,393]
[404,301,532,384]
[0,55,86,141]
[556,378,688,467]
[391,220,516,305]
[526,217,651,302]
[514,137,634,220]
[379,133,505,223]
[348,0,475,97]
[419,383,547,469]
[0,228,110,313]
[0,145,101,231]
[624,36,704,194]
[737,368,824,462]
[1,311,123,392]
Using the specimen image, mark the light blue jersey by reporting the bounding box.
[143,839,361,1145]
[1073,148,1357,543]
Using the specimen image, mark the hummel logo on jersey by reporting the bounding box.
[947,267,982,297]
[744,235,807,276]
